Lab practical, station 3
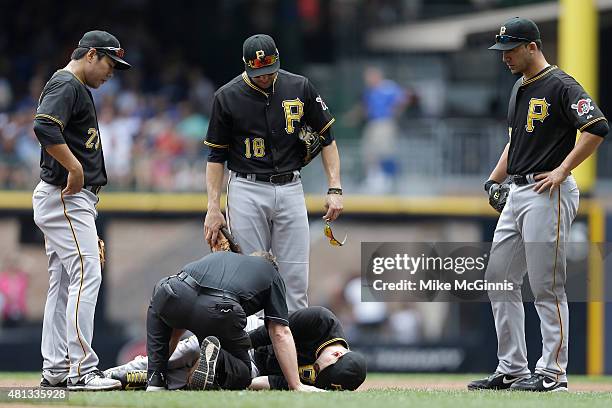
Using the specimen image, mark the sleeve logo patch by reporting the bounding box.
[571,98,594,117]
[316,95,328,111]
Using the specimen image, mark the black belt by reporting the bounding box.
[176,271,240,303]
[236,172,298,185]
[509,173,551,185]
[509,175,530,185]
[84,185,102,195]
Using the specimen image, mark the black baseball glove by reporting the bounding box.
[486,182,510,213]
[298,125,323,166]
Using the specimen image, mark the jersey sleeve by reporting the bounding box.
[34,81,77,145]
[562,81,608,135]
[263,272,289,326]
[205,93,232,162]
[287,307,323,341]
[316,306,347,341]
[303,79,335,146]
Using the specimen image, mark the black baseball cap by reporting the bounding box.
[489,17,540,51]
[78,30,131,70]
[314,351,367,391]
[243,34,280,77]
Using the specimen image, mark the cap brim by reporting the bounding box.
[245,60,280,77]
[106,54,131,70]
[488,42,524,51]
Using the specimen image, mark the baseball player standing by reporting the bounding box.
[469,18,608,392]
[203,34,343,312]
[32,31,131,391]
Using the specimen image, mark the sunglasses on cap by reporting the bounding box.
[324,220,347,247]
[495,34,532,44]
[93,46,125,58]
[244,54,278,69]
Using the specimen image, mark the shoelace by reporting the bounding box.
[81,369,105,384]
[92,369,105,378]
[531,374,546,382]
[126,370,148,384]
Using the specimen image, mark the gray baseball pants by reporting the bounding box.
[486,175,579,382]
[33,181,102,384]
[226,171,309,312]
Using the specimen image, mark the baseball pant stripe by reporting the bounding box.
[61,192,88,377]
[225,171,233,234]
[552,187,564,379]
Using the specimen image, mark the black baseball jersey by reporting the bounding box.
[507,65,608,175]
[205,69,335,174]
[249,306,348,389]
[182,252,288,326]
[33,70,107,186]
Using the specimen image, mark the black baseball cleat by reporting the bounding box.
[40,377,67,388]
[146,371,167,392]
[189,336,221,390]
[467,372,525,390]
[510,373,568,392]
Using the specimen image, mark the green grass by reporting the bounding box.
[0,373,611,408]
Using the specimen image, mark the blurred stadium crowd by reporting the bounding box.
[0,69,214,191]
[0,0,552,192]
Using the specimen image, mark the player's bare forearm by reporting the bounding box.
[45,144,83,194]
[559,132,603,174]
[488,143,509,183]
[321,141,341,188]
[534,132,603,195]
[268,322,301,390]
[204,162,227,245]
[321,141,343,221]
[45,144,81,172]
[206,162,225,210]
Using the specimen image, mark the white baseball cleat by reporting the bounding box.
[67,370,122,391]
[104,355,148,389]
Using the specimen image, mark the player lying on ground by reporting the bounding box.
[104,306,367,391]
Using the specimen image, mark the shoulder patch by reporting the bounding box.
[316,95,328,111]
[571,98,595,117]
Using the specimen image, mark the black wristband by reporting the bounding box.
[327,188,343,195]
[484,180,497,193]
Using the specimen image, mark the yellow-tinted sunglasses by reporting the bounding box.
[324,220,347,246]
